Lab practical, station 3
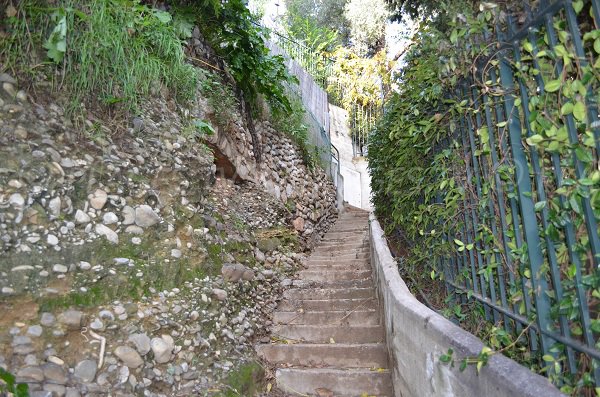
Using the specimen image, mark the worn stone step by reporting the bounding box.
[310,252,370,261]
[292,278,373,289]
[303,259,371,269]
[256,343,388,368]
[276,368,392,397]
[272,324,384,343]
[303,264,371,273]
[317,240,368,248]
[325,227,368,233]
[314,242,368,249]
[273,310,380,325]
[284,287,374,300]
[278,297,377,312]
[298,269,373,282]
[324,232,368,240]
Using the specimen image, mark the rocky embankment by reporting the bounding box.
[0,70,337,396]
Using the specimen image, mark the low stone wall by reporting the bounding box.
[368,214,565,397]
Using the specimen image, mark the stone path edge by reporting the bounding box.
[368,214,565,397]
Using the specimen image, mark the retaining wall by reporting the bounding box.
[368,214,565,397]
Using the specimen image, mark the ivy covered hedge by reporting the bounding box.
[369,1,600,394]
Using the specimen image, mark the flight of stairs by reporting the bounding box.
[256,208,393,397]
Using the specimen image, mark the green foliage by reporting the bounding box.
[186,0,296,113]
[199,70,240,128]
[343,0,389,56]
[285,5,341,53]
[0,367,29,397]
[285,0,350,45]
[220,362,265,396]
[369,1,600,394]
[2,0,198,115]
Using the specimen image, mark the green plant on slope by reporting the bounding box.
[1,0,198,116]
[0,367,29,397]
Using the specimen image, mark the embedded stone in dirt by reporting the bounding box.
[135,205,160,228]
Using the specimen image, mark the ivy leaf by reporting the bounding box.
[526,134,544,146]
[523,41,533,53]
[545,79,562,92]
[153,10,172,24]
[569,196,581,214]
[573,0,584,13]
[534,201,546,211]
[542,354,555,362]
[595,38,600,54]
[560,102,573,115]
[573,101,586,121]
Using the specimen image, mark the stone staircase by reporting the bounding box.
[257,209,393,396]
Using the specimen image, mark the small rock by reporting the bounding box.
[57,310,85,330]
[122,206,135,225]
[16,366,44,382]
[2,287,15,295]
[114,346,144,368]
[125,225,144,235]
[9,193,25,209]
[128,333,151,355]
[171,249,182,258]
[74,359,97,382]
[79,261,91,270]
[43,362,67,384]
[74,210,90,224]
[221,263,246,282]
[151,337,173,364]
[40,313,56,327]
[212,288,228,301]
[27,325,43,337]
[47,234,59,246]
[89,318,104,331]
[189,311,200,321]
[48,197,61,218]
[103,212,119,225]
[135,205,160,228]
[52,264,68,273]
[95,224,118,244]
[98,310,114,321]
[89,189,108,210]
[48,356,64,366]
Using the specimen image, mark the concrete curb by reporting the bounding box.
[369,214,565,397]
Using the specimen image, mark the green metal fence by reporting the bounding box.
[437,0,600,386]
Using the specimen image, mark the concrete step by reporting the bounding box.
[303,264,371,273]
[317,240,368,248]
[298,269,373,282]
[278,297,377,312]
[276,368,392,397]
[292,278,374,289]
[272,324,384,343]
[310,252,370,261]
[273,310,380,326]
[324,231,368,240]
[256,343,388,368]
[304,258,369,266]
[312,249,370,258]
[284,287,374,300]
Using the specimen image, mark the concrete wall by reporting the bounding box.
[368,214,565,397]
[266,41,330,135]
